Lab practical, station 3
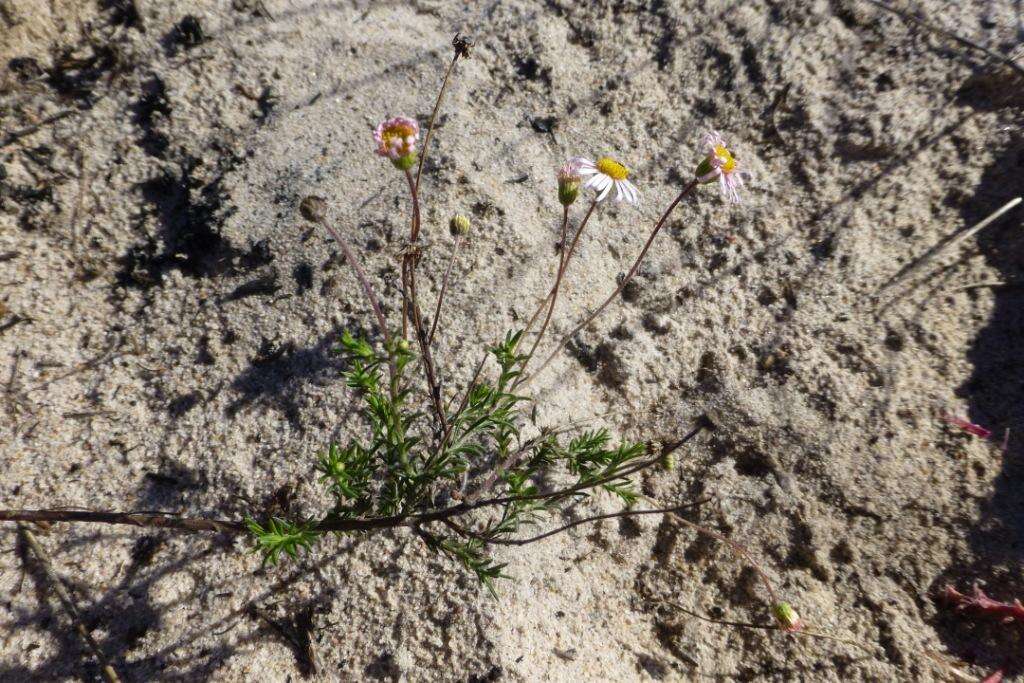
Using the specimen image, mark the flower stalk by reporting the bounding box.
[525,178,699,384]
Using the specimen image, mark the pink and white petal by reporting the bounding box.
[597,177,614,201]
[613,181,626,202]
[625,180,640,204]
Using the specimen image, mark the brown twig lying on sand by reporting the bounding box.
[17,525,122,683]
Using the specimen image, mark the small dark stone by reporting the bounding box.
[293,262,314,295]
[8,57,43,82]
[530,116,558,133]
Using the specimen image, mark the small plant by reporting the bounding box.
[1,32,794,628]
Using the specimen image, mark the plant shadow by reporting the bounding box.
[929,135,1024,673]
[225,322,370,432]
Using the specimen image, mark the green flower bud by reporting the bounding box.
[772,602,803,632]
[557,159,582,206]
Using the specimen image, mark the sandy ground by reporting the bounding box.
[1,0,1023,680]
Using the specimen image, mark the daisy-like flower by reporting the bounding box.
[556,158,582,206]
[574,156,640,205]
[695,130,748,203]
[373,116,419,170]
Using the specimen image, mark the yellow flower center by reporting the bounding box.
[714,145,736,173]
[383,123,415,148]
[596,157,629,181]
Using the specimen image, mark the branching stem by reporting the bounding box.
[525,179,698,384]
[0,423,707,537]
[519,199,597,375]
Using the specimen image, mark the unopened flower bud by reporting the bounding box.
[557,159,582,206]
[450,214,471,235]
[772,602,803,632]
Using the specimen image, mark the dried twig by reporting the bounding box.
[877,196,1022,299]
[18,525,121,683]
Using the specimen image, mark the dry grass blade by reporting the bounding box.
[17,525,122,683]
[877,196,1022,302]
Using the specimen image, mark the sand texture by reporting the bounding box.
[2,0,1023,680]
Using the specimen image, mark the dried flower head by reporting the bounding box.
[695,130,748,203]
[299,195,328,223]
[556,159,582,206]
[374,116,419,170]
[576,156,640,205]
[452,33,473,59]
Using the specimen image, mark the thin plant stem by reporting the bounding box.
[519,205,571,342]
[450,499,711,546]
[662,601,876,652]
[520,200,597,374]
[317,218,390,344]
[519,200,597,348]
[402,168,447,431]
[525,179,698,384]
[427,232,464,346]
[317,215,399,400]
[414,50,461,194]
[645,495,778,605]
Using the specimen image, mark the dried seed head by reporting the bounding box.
[299,195,328,223]
[452,33,473,59]
[450,214,471,235]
